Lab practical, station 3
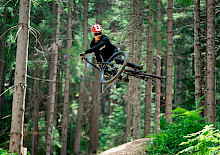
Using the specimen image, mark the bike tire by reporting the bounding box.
[100,51,128,85]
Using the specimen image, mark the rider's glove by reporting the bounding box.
[79,52,86,57]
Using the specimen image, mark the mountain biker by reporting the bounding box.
[79,24,143,70]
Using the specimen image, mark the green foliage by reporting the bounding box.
[25,117,62,155]
[24,118,45,154]
[176,0,195,6]
[194,95,206,108]
[0,148,18,155]
[146,107,211,155]
[177,125,220,155]
[100,103,127,151]
[1,0,219,154]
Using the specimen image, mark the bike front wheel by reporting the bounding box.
[100,51,128,85]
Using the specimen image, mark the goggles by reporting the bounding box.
[93,32,102,36]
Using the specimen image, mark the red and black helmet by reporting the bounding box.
[91,24,103,33]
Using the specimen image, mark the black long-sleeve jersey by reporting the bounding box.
[85,34,118,62]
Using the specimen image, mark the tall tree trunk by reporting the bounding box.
[126,0,135,143]
[84,85,90,152]
[46,0,61,154]
[9,0,31,153]
[0,0,7,132]
[161,58,166,107]
[95,0,102,25]
[89,4,102,152]
[89,64,100,153]
[206,0,215,123]
[46,0,56,150]
[154,0,162,133]
[194,0,202,107]
[0,0,7,103]
[46,47,54,151]
[165,0,173,123]
[73,0,88,154]
[69,104,74,149]
[32,67,40,155]
[133,0,142,140]
[145,0,154,137]
[27,67,34,122]
[83,0,89,50]
[73,79,85,155]
[54,68,60,127]
[61,0,73,154]
[200,2,207,118]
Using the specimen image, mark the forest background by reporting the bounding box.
[0,0,219,154]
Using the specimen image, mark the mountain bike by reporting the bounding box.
[81,51,162,85]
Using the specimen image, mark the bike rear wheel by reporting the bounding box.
[100,51,128,85]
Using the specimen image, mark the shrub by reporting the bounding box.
[146,107,211,155]
[177,124,220,155]
[0,148,18,155]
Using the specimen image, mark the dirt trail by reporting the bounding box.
[99,138,153,155]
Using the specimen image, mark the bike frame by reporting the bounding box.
[81,52,162,85]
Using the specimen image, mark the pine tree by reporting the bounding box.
[31,67,40,155]
[133,0,143,140]
[89,0,102,152]
[0,0,7,103]
[194,0,202,106]
[206,0,216,123]
[9,0,31,153]
[145,0,154,137]
[61,0,73,153]
[126,0,135,143]
[165,0,173,123]
[46,0,61,153]
[73,0,88,153]
[154,0,162,133]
